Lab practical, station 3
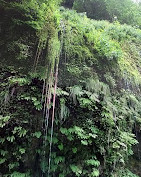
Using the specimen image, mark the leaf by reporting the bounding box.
[79,98,92,105]
[72,147,77,153]
[60,127,68,135]
[51,164,58,172]
[81,140,88,145]
[89,133,97,139]
[0,150,8,156]
[0,138,5,144]
[8,162,19,170]
[86,159,100,167]
[19,129,27,137]
[35,104,42,110]
[0,158,6,164]
[7,136,15,142]
[31,97,37,102]
[52,137,59,144]
[91,169,99,177]
[0,115,10,128]
[10,171,27,177]
[33,131,42,138]
[58,143,64,151]
[34,100,41,106]
[12,126,22,134]
[54,156,65,165]
[67,135,74,141]
[8,163,15,170]
[119,158,125,164]
[59,174,65,177]
[19,148,26,154]
[70,164,82,176]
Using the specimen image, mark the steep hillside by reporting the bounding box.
[0,1,141,177]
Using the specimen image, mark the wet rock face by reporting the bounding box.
[0,1,141,176]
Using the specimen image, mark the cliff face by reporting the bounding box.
[0,1,141,177]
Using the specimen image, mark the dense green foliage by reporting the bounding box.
[63,0,141,28]
[0,0,141,177]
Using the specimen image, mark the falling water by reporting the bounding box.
[47,20,65,177]
[40,20,65,177]
[48,66,58,176]
[42,72,53,176]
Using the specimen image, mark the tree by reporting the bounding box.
[73,0,110,20]
[73,0,141,27]
[62,0,74,8]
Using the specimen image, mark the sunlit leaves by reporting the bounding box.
[58,143,64,151]
[32,131,42,138]
[0,158,6,164]
[70,164,82,176]
[0,115,10,128]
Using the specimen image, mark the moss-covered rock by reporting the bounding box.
[0,1,141,177]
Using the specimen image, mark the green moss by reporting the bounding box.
[0,3,141,177]
[60,9,141,90]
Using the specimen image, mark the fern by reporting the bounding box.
[70,85,83,104]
